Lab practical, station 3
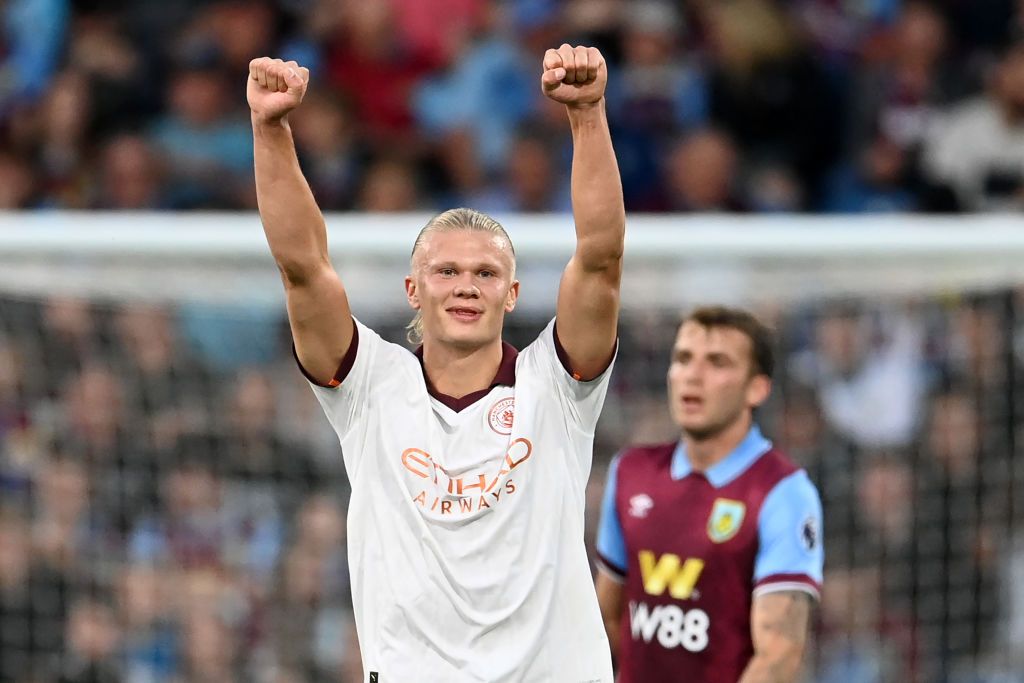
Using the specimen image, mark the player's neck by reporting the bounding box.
[683,414,754,472]
[421,337,504,399]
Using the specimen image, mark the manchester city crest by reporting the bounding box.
[707,498,746,543]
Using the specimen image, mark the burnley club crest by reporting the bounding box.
[707,498,746,543]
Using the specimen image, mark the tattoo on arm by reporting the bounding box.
[760,591,811,641]
[738,591,813,683]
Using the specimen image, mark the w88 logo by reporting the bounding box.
[628,601,710,652]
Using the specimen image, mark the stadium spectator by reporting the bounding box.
[58,595,122,683]
[289,90,365,211]
[266,533,350,680]
[129,445,283,583]
[116,564,179,683]
[36,71,92,208]
[214,369,327,520]
[353,156,424,212]
[472,126,571,212]
[793,306,927,450]
[0,511,67,681]
[813,561,916,683]
[822,133,918,213]
[173,607,238,683]
[0,153,37,209]
[846,2,962,157]
[660,128,744,212]
[322,0,439,150]
[94,135,169,210]
[922,39,1024,210]
[702,0,840,202]
[112,304,212,452]
[916,387,1002,679]
[0,0,70,115]
[148,62,253,209]
[31,456,97,573]
[62,13,156,137]
[412,3,536,174]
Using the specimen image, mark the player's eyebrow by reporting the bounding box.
[430,259,505,272]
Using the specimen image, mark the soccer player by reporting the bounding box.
[595,306,824,683]
[248,45,623,682]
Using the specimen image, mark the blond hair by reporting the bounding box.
[406,208,515,344]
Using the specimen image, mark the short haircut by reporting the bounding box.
[684,305,775,379]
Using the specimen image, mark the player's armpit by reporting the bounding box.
[738,591,812,683]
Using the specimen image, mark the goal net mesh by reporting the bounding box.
[0,213,1022,682]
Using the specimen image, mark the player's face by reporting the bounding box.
[406,230,519,349]
[666,322,770,440]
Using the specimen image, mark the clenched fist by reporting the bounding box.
[541,45,607,107]
[248,57,310,124]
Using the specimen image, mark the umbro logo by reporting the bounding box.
[628,493,654,518]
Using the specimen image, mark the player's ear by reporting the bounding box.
[505,280,520,313]
[746,375,771,409]
[405,275,421,310]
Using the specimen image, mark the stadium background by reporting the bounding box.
[2,0,1024,682]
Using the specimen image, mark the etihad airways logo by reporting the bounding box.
[401,438,533,516]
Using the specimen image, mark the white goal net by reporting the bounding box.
[0,212,1022,683]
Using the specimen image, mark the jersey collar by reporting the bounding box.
[414,341,518,412]
[670,424,773,487]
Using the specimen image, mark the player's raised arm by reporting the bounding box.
[738,592,812,683]
[248,57,354,386]
[543,45,625,381]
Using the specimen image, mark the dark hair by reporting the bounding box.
[684,305,775,378]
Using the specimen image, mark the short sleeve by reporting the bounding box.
[517,318,617,436]
[595,456,627,579]
[753,470,824,600]
[304,317,411,444]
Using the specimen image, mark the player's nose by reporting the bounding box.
[453,280,480,297]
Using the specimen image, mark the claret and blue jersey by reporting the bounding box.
[596,426,824,683]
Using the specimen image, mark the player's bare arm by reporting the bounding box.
[249,57,354,385]
[738,591,812,683]
[543,45,625,380]
[595,569,625,660]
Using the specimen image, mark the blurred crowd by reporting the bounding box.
[2,0,1024,213]
[1,290,1024,682]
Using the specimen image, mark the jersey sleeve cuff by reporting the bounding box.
[596,551,627,581]
[553,320,615,382]
[293,319,360,388]
[753,574,821,601]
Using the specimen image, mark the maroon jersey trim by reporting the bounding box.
[413,341,518,412]
[596,552,627,580]
[292,319,360,388]
[753,573,821,600]
[553,320,616,382]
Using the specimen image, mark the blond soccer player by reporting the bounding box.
[248,44,624,682]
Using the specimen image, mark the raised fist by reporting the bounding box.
[247,57,310,124]
[541,45,607,107]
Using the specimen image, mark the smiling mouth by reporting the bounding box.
[447,308,482,321]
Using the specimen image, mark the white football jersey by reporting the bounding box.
[306,317,615,683]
